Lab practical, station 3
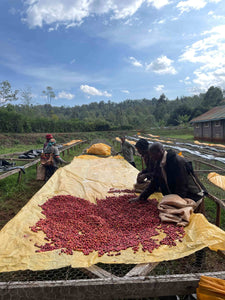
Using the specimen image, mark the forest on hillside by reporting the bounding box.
[0,81,224,133]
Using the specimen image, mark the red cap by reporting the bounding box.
[46,134,53,140]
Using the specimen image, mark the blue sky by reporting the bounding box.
[0,0,225,107]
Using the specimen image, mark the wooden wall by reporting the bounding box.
[193,120,225,142]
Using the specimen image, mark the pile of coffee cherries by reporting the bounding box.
[30,191,185,256]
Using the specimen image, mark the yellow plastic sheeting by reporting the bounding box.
[115,137,136,145]
[0,155,225,273]
[208,172,225,191]
[148,134,160,138]
[63,139,82,146]
[194,140,225,148]
[197,276,225,300]
[137,135,173,144]
[86,143,111,156]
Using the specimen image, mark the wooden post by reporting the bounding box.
[216,202,221,227]
[17,170,22,183]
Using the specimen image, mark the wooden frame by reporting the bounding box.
[0,270,225,299]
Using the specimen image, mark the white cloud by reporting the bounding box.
[193,68,225,91]
[22,0,169,28]
[154,84,164,92]
[80,85,112,97]
[58,91,75,100]
[158,19,166,24]
[121,90,130,94]
[146,55,177,74]
[177,0,207,13]
[179,25,225,90]
[147,0,170,9]
[211,14,225,20]
[177,0,221,14]
[179,76,192,85]
[129,56,143,67]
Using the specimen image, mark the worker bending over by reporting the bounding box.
[130,141,206,213]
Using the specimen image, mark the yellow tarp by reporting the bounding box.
[197,276,225,300]
[208,172,225,191]
[63,139,82,146]
[0,155,225,273]
[86,143,111,156]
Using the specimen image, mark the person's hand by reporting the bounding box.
[129,196,148,203]
[129,196,140,203]
[137,173,147,184]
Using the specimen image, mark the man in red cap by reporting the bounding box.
[43,134,53,149]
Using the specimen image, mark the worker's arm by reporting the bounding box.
[55,155,68,164]
[129,179,156,203]
[53,147,68,164]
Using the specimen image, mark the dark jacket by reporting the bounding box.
[139,152,155,179]
[140,149,205,202]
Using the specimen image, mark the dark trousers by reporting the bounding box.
[45,165,57,181]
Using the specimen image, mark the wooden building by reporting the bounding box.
[190,105,225,143]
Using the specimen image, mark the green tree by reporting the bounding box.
[203,86,223,108]
[0,81,19,106]
[21,87,32,107]
[167,104,192,126]
[154,94,168,123]
[42,86,55,105]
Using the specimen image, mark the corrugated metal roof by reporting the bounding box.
[190,105,225,123]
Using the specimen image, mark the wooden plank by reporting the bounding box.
[2,158,35,162]
[193,159,225,172]
[23,158,40,169]
[0,271,225,300]
[195,170,225,173]
[125,262,159,277]
[0,159,40,180]
[0,152,25,158]
[207,193,225,210]
[83,265,118,279]
[0,168,20,179]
